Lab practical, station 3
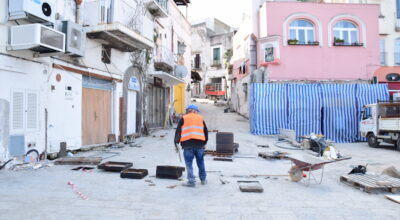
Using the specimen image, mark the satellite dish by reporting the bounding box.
[175,65,188,78]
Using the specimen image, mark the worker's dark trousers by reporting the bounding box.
[183,148,206,184]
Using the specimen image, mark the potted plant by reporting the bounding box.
[287,39,298,45]
[334,38,345,46]
[313,41,320,45]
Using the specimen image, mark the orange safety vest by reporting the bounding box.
[180,113,206,142]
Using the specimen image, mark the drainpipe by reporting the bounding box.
[75,0,83,24]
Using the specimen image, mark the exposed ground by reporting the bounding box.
[0,101,399,220]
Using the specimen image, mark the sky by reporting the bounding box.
[184,0,249,28]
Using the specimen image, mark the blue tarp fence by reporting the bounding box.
[250,83,389,143]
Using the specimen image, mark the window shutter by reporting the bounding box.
[26,92,38,129]
[12,91,24,130]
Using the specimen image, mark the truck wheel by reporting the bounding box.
[396,138,400,151]
[367,134,379,148]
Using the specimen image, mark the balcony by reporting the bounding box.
[146,0,168,18]
[395,53,400,65]
[86,22,154,52]
[381,52,387,66]
[211,60,222,68]
[154,46,174,72]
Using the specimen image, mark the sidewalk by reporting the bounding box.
[0,102,399,220]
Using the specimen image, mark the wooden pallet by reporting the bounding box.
[340,174,400,193]
[258,152,289,160]
[205,150,233,157]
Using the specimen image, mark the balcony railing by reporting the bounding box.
[212,60,221,66]
[155,0,168,12]
[395,53,400,65]
[381,52,387,65]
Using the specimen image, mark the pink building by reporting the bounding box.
[234,1,380,81]
[229,1,380,117]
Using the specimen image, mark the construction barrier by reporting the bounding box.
[250,83,389,143]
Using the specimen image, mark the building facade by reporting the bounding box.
[191,18,234,99]
[0,0,191,162]
[230,0,380,117]
[325,0,400,97]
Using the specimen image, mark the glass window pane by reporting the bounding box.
[334,30,340,40]
[298,29,305,44]
[335,21,356,28]
[380,39,385,52]
[289,20,299,27]
[395,39,400,53]
[289,29,296,40]
[343,30,349,44]
[307,30,314,42]
[290,20,313,27]
[350,31,358,43]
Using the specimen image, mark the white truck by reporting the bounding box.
[360,102,400,151]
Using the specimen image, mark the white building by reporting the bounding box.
[191,18,234,99]
[0,0,191,162]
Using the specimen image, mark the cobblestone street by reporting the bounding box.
[1,102,399,220]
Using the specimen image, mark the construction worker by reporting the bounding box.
[174,104,208,187]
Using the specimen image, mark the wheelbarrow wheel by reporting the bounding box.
[289,165,303,182]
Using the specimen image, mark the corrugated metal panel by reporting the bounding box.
[356,84,389,141]
[320,84,358,143]
[250,83,287,135]
[288,84,322,140]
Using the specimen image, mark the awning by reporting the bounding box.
[191,71,202,81]
[150,71,185,85]
[85,22,154,52]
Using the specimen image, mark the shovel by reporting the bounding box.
[174,143,182,162]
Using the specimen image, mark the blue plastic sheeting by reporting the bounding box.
[250,83,389,143]
[356,84,389,141]
[288,84,322,141]
[321,84,358,143]
[250,83,287,135]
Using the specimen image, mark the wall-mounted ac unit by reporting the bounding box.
[62,21,86,57]
[9,24,65,54]
[8,0,56,24]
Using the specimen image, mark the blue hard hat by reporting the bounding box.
[186,104,200,112]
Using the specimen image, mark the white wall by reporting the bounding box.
[0,55,48,159]
[46,68,82,152]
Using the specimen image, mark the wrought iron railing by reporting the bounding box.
[155,0,168,12]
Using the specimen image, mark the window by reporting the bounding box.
[333,21,359,45]
[289,20,315,44]
[11,90,39,132]
[212,48,220,65]
[264,46,274,62]
[380,39,386,65]
[194,54,201,69]
[395,38,400,65]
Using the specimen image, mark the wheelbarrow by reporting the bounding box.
[287,154,351,185]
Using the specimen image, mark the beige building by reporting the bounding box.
[190,18,234,99]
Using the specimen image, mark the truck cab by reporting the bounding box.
[360,102,400,150]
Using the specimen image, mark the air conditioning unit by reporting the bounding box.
[8,0,56,24]
[62,21,86,57]
[9,24,65,54]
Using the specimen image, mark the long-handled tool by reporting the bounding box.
[174,143,182,162]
